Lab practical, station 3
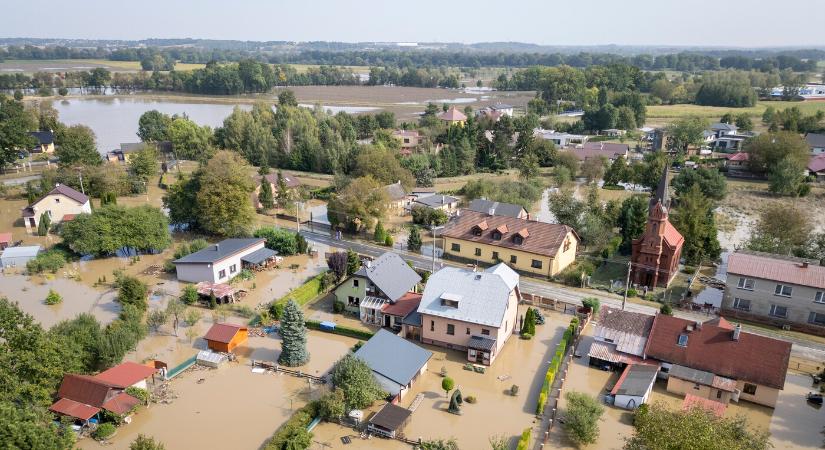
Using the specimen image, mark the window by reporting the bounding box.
[230,264,237,274]
[737,277,754,290]
[353,279,359,287]
[563,239,570,252]
[815,291,824,304]
[743,383,757,395]
[492,251,499,260]
[55,198,60,203]
[809,312,825,326]
[347,296,356,306]
[531,259,543,269]
[446,324,455,335]
[677,334,688,347]
[403,138,410,144]
[474,248,481,257]
[451,243,461,252]
[472,228,482,237]
[430,320,434,332]
[218,269,226,279]
[716,390,723,399]
[492,231,502,240]
[510,255,517,264]
[513,235,524,245]
[732,298,751,311]
[769,304,788,318]
[693,383,701,390]
[481,329,490,336]
[774,284,792,297]
[466,327,470,335]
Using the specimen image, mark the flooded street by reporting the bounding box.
[79,331,358,450]
[312,306,570,449]
[549,327,825,449]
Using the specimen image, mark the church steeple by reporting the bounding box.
[649,164,670,220]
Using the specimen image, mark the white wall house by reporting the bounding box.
[22,185,91,234]
[173,238,266,283]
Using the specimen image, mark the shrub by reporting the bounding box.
[45,289,63,305]
[269,271,327,318]
[442,376,455,397]
[465,395,477,404]
[581,297,600,315]
[180,285,199,305]
[660,303,673,315]
[384,234,394,247]
[520,332,533,340]
[510,384,519,396]
[516,428,531,450]
[26,249,69,274]
[562,391,605,446]
[254,227,299,256]
[536,392,548,415]
[332,299,345,313]
[625,288,638,297]
[305,320,374,340]
[125,386,149,404]
[94,423,117,441]
[264,401,318,450]
[558,260,596,286]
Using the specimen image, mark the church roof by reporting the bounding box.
[650,165,670,211]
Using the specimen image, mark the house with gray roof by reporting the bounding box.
[333,252,421,323]
[28,130,55,153]
[412,194,460,214]
[467,199,528,219]
[172,238,266,283]
[383,181,410,216]
[354,329,432,401]
[806,133,825,155]
[417,263,520,365]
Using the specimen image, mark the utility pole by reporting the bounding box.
[622,261,632,311]
[431,224,437,274]
[294,201,302,233]
[78,170,85,195]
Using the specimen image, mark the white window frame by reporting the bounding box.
[732,297,751,311]
[769,304,788,318]
[737,277,754,290]
[809,311,825,326]
[774,284,792,297]
[815,291,824,304]
[230,264,237,274]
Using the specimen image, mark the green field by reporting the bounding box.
[646,100,825,125]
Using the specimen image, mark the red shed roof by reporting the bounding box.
[438,106,467,122]
[49,398,100,420]
[204,323,247,344]
[645,315,791,389]
[682,394,727,417]
[95,361,156,388]
[102,391,141,415]
[381,292,422,317]
[57,374,116,408]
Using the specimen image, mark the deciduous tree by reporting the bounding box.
[330,353,386,409]
[563,391,604,446]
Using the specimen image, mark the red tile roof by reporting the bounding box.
[727,251,825,290]
[645,315,791,389]
[726,152,749,162]
[662,221,685,248]
[57,374,116,408]
[204,323,247,344]
[94,362,156,388]
[444,209,578,257]
[0,232,11,244]
[259,173,302,189]
[101,391,141,415]
[682,394,727,417]
[809,154,825,173]
[381,292,422,317]
[49,398,101,420]
[438,106,467,122]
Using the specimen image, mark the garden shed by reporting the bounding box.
[367,403,412,438]
[0,245,40,268]
[197,350,228,368]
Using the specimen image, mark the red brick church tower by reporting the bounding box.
[630,167,684,289]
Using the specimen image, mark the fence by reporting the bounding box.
[521,293,582,315]
[251,360,328,383]
[165,354,197,379]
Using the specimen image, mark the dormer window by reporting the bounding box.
[472,221,488,236]
[440,292,462,308]
[677,334,688,347]
[473,227,483,237]
[513,235,524,245]
[492,231,502,240]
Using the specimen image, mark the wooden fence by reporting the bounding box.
[251,360,328,383]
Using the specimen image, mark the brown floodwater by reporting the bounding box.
[312,306,571,450]
[78,330,358,450]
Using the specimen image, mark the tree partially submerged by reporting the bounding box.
[278,300,309,367]
[562,391,604,446]
[330,353,386,410]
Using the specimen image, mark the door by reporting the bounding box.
[384,315,391,327]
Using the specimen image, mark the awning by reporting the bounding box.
[241,247,278,265]
[49,398,100,420]
[360,296,388,311]
[587,341,646,365]
[467,335,496,352]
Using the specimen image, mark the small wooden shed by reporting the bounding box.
[204,323,248,353]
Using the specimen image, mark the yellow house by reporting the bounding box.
[22,184,91,234]
[437,106,467,127]
[28,131,55,153]
[441,209,579,277]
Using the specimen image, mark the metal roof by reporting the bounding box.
[174,238,264,264]
[669,364,737,392]
[369,403,412,431]
[418,264,518,327]
[354,252,421,302]
[414,195,459,208]
[49,398,100,420]
[1,245,41,258]
[806,133,825,148]
[240,247,278,265]
[610,364,658,397]
[587,341,647,365]
[467,199,526,218]
[355,329,432,388]
[204,323,247,344]
[727,250,825,290]
[29,130,54,144]
[467,335,497,352]
[94,362,156,388]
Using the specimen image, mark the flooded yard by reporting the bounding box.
[79,330,358,450]
[312,306,571,449]
[547,327,825,449]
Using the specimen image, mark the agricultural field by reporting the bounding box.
[645,100,825,127]
[0,58,205,73]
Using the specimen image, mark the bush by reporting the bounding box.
[269,271,328,319]
[45,289,62,305]
[26,249,69,274]
[384,234,394,247]
[520,332,533,340]
[557,260,596,286]
[305,320,374,340]
[264,401,318,450]
[625,288,638,297]
[516,428,531,450]
[581,297,600,315]
[254,227,299,256]
[562,391,605,446]
[465,395,477,404]
[332,299,345,313]
[180,284,199,305]
[660,303,673,315]
[125,386,149,404]
[94,423,117,441]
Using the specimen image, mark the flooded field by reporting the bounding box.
[79,330,358,450]
[312,306,570,449]
[547,329,825,449]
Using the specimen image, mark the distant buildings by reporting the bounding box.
[28,130,55,153]
[172,238,270,283]
[630,168,684,289]
[391,130,421,154]
[0,245,40,268]
[253,172,301,209]
[438,106,467,126]
[467,199,528,219]
[533,128,588,147]
[562,141,629,163]
[21,184,91,234]
[411,194,460,214]
[721,250,825,336]
[806,133,825,156]
[808,154,825,181]
[417,263,520,365]
[382,181,410,216]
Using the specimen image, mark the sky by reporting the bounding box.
[5,0,824,48]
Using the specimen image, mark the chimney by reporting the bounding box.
[801,262,809,269]
[732,324,741,341]
[488,208,495,216]
[694,320,702,330]
[214,243,219,252]
[366,260,372,269]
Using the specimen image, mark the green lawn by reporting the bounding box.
[647,100,825,122]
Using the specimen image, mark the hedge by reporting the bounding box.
[305,320,375,341]
[536,318,579,415]
[264,401,319,450]
[516,427,532,450]
[270,271,329,319]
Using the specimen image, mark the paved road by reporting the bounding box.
[302,229,825,361]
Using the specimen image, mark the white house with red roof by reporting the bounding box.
[21,184,91,234]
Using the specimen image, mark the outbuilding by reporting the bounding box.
[1,245,40,268]
[610,364,659,409]
[367,403,412,438]
[173,238,266,283]
[204,323,249,353]
[354,329,432,402]
[0,232,12,250]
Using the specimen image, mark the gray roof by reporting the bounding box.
[369,403,412,432]
[417,263,519,327]
[240,247,278,265]
[29,131,54,144]
[383,182,407,201]
[414,195,460,208]
[1,245,41,258]
[613,364,658,397]
[353,252,421,302]
[491,103,513,110]
[669,364,715,386]
[402,310,422,327]
[806,133,825,148]
[467,335,496,351]
[355,329,432,389]
[710,122,737,131]
[120,142,148,153]
[173,238,264,264]
[467,199,526,218]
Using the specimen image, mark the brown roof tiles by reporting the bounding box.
[204,323,247,344]
[727,251,825,290]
